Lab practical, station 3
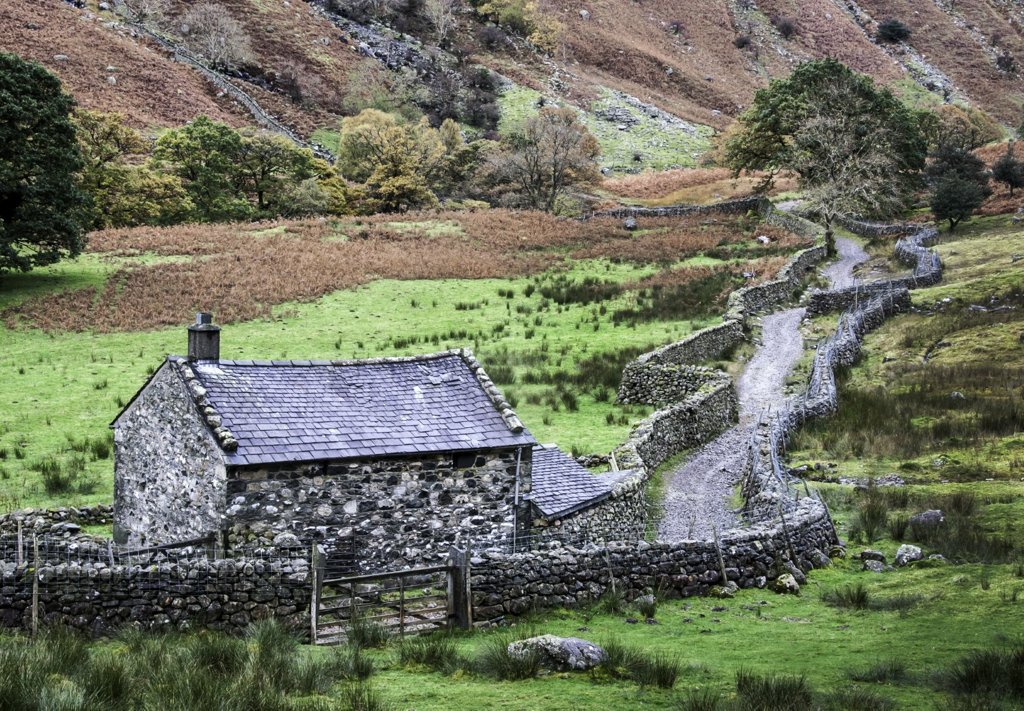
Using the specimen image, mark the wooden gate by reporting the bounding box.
[310,547,470,645]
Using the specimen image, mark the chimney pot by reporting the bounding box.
[188,312,221,361]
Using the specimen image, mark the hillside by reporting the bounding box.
[3,0,1023,168]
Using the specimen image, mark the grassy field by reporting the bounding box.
[0,211,807,512]
[4,547,1022,710]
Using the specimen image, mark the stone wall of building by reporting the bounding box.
[113,364,227,547]
[224,448,531,570]
[470,497,834,618]
[0,549,310,636]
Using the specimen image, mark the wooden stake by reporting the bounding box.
[31,536,39,638]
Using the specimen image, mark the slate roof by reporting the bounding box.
[169,351,536,466]
[529,444,633,520]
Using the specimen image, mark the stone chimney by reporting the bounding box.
[187,312,220,361]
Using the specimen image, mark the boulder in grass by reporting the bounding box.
[772,573,800,595]
[860,549,886,563]
[507,635,607,672]
[623,217,638,231]
[910,510,944,531]
[862,560,886,573]
[895,544,923,567]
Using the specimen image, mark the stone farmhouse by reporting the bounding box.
[112,314,627,567]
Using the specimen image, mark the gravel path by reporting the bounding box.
[656,237,866,540]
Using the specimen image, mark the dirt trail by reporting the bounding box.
[657,237,865,540]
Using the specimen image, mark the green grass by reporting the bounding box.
[0,254,738,510]
[4,552,1023,709]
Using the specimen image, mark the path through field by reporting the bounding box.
[656,237,867,540]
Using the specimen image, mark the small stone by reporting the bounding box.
[862,560,886,573]
[623,217,638,231]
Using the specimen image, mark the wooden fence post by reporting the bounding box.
[31,536,39,638]
[309,542,320,645]
[712,525,729,586]
[448,547,471,630]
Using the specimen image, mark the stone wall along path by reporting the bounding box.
[657,237,869,540]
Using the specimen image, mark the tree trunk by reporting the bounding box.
[824,216,836,258]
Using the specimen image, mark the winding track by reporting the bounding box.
[656,237,869,540]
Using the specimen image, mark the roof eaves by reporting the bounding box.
[169,357,239,453]
[457,348,526,434]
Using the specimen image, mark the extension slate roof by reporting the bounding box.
[172,351,536,466]
[529,444,633,520]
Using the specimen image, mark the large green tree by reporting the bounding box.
[74,109,192,229]
[725,59,926,254]
[0,53,88,273]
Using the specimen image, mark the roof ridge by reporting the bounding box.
[458,348,525,434]
[168,357,238,452]
[173,351,465,367]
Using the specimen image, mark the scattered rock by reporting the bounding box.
[578,9,590,20]
[862,560,886,573]
[772,573,800,595]
[756,235,771,244]
[623,217,638,231]
[910,510,945,531]
[895,544,922,567]
[860,549,886,563]
[950,391,966,401]
[829,545,846,559]
[507,635,606,672]
[53,54,69,62]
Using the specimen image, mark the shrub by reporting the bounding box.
[679,688,723,711]
[599,638,644,678]
[773,16,797,39]
[474,632,540,681]
[854,497,889,542]
[825,688,894,711]
[36,456,73,495]
[599,639,678,688]
[876,19,911,43]
[348,615,392,649]
[735,669,813,711]
[597,586,625,615]
[398,634,464,674]
[342,681,392,711]
[635,595,657,620]
[630,651,680,689]
[848,659,907,683]
[944,644,1024,699]
[888,514,910,541]
[822,583,870,610]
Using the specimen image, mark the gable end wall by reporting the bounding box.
[113,363,226,545]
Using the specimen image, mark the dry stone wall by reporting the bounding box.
[471,498,834,618]
[806,226,941,314]
[0,505,112,539]
[0,549,309,636]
